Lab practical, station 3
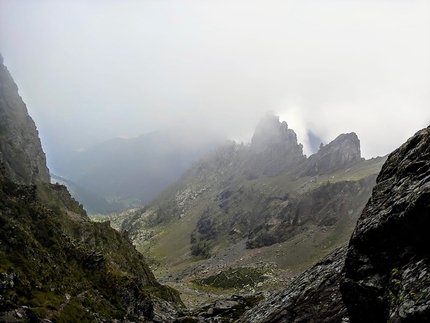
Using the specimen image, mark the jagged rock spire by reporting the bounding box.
[244,113,305,178]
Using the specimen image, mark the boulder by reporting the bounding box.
[341,126,430,322]
[239,246,349,323]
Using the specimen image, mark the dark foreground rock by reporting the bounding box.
[239,246,348,323]
[237,126,430,323]
[341,126,430,322]
[177,294,264,323]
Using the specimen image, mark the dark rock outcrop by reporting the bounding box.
[0,54,50,184]
[239,246,349,323]
[341,126,430,322]
[245,114,305,178]
[246,175,377,249]
[178,294,264,322]
[302,132,362,176]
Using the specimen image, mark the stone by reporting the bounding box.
[244,113,306,178]
[341,126,430,322]
[302,132,362,176]
[239,246,349,323]
[0,53,50,184]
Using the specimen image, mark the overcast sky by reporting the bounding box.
[1,0,429,163]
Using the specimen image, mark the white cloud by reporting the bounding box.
[0,0,429,163]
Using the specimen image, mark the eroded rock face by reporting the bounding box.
[303,132,362,176]
[341,126,430,322]
[239,246,349,323]
[245,114,305,177]
[0,54,50,184]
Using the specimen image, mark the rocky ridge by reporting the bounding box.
[302,132,362,176]
[0,54,50,185]
[112,113,385,315]
[0,164,184,322]
[120,113,383,261]
[244,113,306,178]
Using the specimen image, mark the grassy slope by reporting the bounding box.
[115,155,386,280]
[0,170,182,321]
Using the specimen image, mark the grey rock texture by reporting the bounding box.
[0,54,50,184]
[245,114,305,178]
[341,126,430,322]
[303,132,362,176]
[239,246,349,323]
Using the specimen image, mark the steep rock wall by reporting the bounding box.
[341,126,430,322]
[0,54,50,184]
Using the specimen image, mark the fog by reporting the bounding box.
[1,0,429,166]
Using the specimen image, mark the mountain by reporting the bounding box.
[240,125,430,322]
[117,113,386,296]
[58,127,223,209]
[0,54,49,185]
[0,55,183,322]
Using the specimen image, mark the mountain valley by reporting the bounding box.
[1,51,430,322]
[97,114,387,308]
[55,127,223,211]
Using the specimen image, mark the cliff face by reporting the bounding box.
[0,54,50,184]
[341,126,430,322]
[245,114,306,178]
[303,132,362,176]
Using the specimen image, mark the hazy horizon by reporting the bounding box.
[1,0,429,169]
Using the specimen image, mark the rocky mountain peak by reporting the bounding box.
[0,55,50,184]
[250,113,302,153]
[245,113,305,177]
[302,132,362,176]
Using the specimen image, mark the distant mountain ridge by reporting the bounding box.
[58,126,223,210]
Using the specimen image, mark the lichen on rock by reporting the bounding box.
[341,126,430,322]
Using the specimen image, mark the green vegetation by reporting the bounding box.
[0,168,182,321]
[190,240,212,259]
[116,139,385,284]
[193,267,270,289]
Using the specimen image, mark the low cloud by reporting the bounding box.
[0,0,429,162]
